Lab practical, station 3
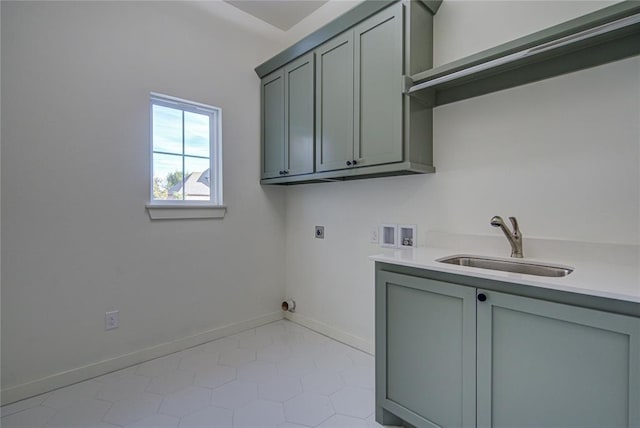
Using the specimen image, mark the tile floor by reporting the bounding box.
[1,320,385,428]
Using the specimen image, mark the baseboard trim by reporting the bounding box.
[2,311,284,405]
[284,312,374,355]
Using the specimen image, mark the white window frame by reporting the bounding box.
[146,93,226,220]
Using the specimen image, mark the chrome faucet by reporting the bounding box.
[490,216,523,258]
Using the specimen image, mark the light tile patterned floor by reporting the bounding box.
[1,320,384,428]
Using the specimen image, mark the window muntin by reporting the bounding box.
[150,94,222,205]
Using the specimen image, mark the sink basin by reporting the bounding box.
[436,255,573,277]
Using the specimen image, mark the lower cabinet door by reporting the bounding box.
[476,290,640,428]
[376,271,477,428]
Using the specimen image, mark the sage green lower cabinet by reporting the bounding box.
[477,289,640,428]
[376,267,640,428]
[376,271,477,428]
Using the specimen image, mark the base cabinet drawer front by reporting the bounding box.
[375,266,640,428]
[476,290,640,428]
[376,271,477,428]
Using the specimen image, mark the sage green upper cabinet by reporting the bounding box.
[261,70,285,179]
[477,289,640,428]
[315,33,354,172]
[261,53,315,179]
[258,1,437,184]
[284,54,315,176]
[316,3,403,172]
[354,5,403,168]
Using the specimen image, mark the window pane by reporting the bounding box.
[184,156,211,201]
[153,153,183,200]
[184,111,210,158]
[153,105,183,154]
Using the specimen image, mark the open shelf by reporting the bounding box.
[406,1,640,106]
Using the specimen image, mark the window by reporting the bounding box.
[147,93,225,219]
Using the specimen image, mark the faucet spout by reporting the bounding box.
[490,215,523,258]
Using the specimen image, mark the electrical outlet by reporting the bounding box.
[315,225,325,239]
[370,227,379,243]
[105,310,119,331]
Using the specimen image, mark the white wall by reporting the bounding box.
[283,0,363,46]
[284,1,640,350]
[1,1,286,399]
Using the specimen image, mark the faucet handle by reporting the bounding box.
[508,217,520,235]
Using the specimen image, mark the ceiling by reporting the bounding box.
[223,0,328,31]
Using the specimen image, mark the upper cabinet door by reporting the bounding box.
[315,33,355,172]
[262,70,285,179]
[354,3,403,167]
[285,53,315,176]
[477,290,640,428]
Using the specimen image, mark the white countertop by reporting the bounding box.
[370,246,640,305]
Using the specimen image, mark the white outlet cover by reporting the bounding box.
[105,310,119,330]
[370,227,379,243]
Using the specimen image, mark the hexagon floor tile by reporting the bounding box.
[179,406,233,428]
[218,347,257,368]
[44,398,112,427]
[1,321,378,428]
[178,352,221,374]
[318,414,369,428]
[330,387,375,419]
[283,393,334,426]
[259,377,303,402]
[99,374,151,402]
[125,413,179,428]
[209,380,258,409]
[194,365,237,389]
[302,370,344,396]
[146,370,195,395]
[277,357,316,379]
[341,365,375,390]
[234,400,284,428]
[257,344,293,362]
[237,360,278,383]
[102,392,163,426]
[158,387,211,418]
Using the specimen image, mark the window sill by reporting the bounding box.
[146,203,227,220]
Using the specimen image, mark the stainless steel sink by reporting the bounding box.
[436,255,573,277]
